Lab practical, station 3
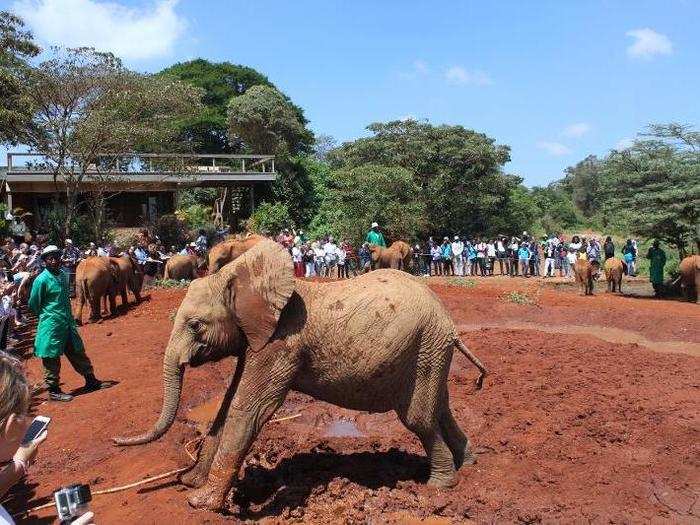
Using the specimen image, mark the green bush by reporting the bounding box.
[41,205,94,246]
[176,203,212,229]
[246,202,292,236]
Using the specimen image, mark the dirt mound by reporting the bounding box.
[9,279,699,523]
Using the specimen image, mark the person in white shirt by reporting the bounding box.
[291,243,304,278]
[475,239,487,276]
[486,240,497,276]
[336,245,347,279]
[323,237,339,278]
[313,242,326,277]
[451,236,465,276]
[496,237,507,275]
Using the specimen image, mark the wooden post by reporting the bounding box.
[5,183,12,214]
[250,185,255,213]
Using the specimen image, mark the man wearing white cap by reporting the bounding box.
[28,245,111,402]
[365,222,386,247]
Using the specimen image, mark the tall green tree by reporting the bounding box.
[311,164,426,244]
[0,11,39,144]
[22,47,203,238]
[328,120,516,237]
[600,123,700,257]
[227,84,313,156]
[559,155,603,218]
[158,59,285,153]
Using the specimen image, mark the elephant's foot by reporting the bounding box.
[180,464,209,488]
[451,446,476,469]
[427,471,458,488]
[187,483,228,511]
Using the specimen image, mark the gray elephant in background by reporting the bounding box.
[114,239,487,511]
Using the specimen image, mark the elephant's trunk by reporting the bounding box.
[113,350,183,446]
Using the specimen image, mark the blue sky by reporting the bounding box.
[3,0,698,186]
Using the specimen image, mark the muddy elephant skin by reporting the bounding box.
[603,257,626,293]
[388,240,413,271]
[74,257,118,323]
[114,239,487,512]
[164,255,199,281]
[679,255,700,303]
[110,256,143,306]
[574,259,600,296]
[207,235,264,274]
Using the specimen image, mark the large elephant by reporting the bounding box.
[74,257,118,324]
[164,254,200,281]
[110,255,143,306]
[114,239,487,511]
[389,240,413,271]
[678,255,700,303]
[207,234,264,274]
[573,259,600,295]
[603,257,626,293]
[369,244,403,270]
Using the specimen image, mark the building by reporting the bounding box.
[1,152,276,228]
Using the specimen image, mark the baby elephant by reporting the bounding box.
[604,257,626,293]
[114,239,487,511]
[574,259,600,295]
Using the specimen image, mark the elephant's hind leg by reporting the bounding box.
[439,400,475,470]
[396,345,457,488]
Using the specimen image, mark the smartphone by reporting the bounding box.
[22,416,51,445]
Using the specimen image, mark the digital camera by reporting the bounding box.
[53,484,91,524]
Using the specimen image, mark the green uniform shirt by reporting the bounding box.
[366,230,386,247]
[29,268,84,358]
[647,247,667,284]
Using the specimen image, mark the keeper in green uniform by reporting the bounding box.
[646,240,667,297]
[365,222,386,247]
[29,245,110,402]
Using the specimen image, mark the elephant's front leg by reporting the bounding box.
[181,359,244,488]
[187,342,298,511]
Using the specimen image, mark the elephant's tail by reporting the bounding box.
[454,338,487,390]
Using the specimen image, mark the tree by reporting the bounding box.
[227,84,313,156]
[559,155,603,218]
[328,120,513,237]
[158,59,282,153]
[0,11,39,144]
[600,123,700,257]
[247,202,293,235]
[312,164,426,245]
[22,47,203,239]
[530,185,580,233]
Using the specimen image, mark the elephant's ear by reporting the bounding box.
[219,239,295,352]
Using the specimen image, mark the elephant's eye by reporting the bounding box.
[189,319,204,333]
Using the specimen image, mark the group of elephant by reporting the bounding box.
[74,255,143,324]
[572,254,700,300]
[112,234,488,512]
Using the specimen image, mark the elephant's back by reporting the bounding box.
[679,255,700,279]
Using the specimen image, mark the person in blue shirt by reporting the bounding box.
[518,243,531,277]
[440,237,453,276]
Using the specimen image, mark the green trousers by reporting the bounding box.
[41,339,94,391]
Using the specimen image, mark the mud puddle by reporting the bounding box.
[459,321,700,357]
[322,418,365,438]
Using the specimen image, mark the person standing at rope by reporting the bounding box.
[28,246,112,402]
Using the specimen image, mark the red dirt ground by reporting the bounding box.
[7,276,700,524]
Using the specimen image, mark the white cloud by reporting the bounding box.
[537,141,571,156]
[615,138,635,150]
[626,28,673,59]
[444,66,492,86]
[563,122,591,138]
[13,0,186,61]
[412,60,428,75]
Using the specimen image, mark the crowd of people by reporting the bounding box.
[266,224,646,282]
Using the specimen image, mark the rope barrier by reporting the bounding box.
[15,412,302,518]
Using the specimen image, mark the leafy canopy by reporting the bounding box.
[0,11,40,144]
[599,123,699,256]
